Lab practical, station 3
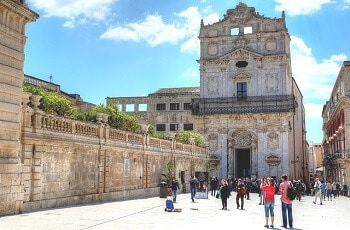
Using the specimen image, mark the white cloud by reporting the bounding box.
[27,0,116,27]
[305,104,325,118]
[100,14,186,47]
[291,36,346,101]
[275,0,334,16]
[182,67,198,78]
[290,36,347,120]
[101,6,219,53]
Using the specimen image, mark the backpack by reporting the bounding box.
[165,199,174,211]
[287,182,297,200]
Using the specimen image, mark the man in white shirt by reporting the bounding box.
[313,178,322,205]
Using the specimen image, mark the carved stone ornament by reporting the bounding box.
[266,38,277,51]
[208,44,218,55]
[208,133,218,151]
[265,155,281,166]
[231,129,258,148]
[267,132,279,150]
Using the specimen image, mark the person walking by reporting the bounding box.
[210,176,218,197]
[189,174,197,202]
[326,181,333,201]
[260,178,276,228]
[278,174,293,228]
[171,177,180,202]
[313,177,322,205]
[236,178,246,209]
[245,177,252,200]
[219,178,230,210]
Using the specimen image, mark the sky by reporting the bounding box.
[23,0,350,144]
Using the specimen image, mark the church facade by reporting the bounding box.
[191,3,306,180]
[108,3,307,181]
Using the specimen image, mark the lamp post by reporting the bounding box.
[189,137,195,174]
[169,133,176,178]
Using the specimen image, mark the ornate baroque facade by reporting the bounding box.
[192,3,306,180]
[107,3,307,181]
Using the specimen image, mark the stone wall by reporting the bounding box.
[0,94,208,216]
[0,0,38,216]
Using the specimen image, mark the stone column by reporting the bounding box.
[0,0,38,215]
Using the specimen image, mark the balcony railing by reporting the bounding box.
[191,95,297,115]
[332,151,350,159]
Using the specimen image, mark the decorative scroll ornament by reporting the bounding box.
[265,155,281,166]
[231,130,258,148]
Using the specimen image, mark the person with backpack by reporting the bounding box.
[260,178,276,228]
[278,174,293,228]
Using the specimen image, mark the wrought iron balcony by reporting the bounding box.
[191,94,297,115]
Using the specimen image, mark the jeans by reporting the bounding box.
[281,202,293,228]
[314,190,322,204]
[172,190,177,202]
[264,201,274,217]
[190,187,196,201]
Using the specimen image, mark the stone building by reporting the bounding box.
[24,74,95,111]
[322,61,350,193]
[0,0,38,214]
[0,1,209,216]
[107,87,200,133]
[107,3,307,181]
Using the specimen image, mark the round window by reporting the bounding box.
[236,61,248,68]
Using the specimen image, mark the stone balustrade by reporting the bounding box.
[0,93,209,216]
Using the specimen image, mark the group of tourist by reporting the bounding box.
[172,173,347,229]
[211,174,293,228]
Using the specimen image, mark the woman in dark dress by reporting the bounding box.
[220,178,230,210]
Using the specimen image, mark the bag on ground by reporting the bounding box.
[165,199,174,211]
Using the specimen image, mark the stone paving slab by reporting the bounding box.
[0,192,349,229]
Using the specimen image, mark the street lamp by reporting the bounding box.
[291,156,299,164]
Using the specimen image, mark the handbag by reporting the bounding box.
[216,190,220,199]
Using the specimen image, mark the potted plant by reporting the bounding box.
[161,161,174,196]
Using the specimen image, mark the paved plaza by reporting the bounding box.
[0,192,349,230]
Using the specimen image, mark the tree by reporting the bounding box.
[175,131,205,146]
[23,85,76,117]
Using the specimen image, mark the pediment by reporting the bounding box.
[221,48,263,61]
[201,48,262,66]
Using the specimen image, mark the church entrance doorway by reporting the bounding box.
[235,148,251,178]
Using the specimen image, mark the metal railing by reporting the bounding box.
[191,94,297,115]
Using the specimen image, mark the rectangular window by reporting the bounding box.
[237,82,247,99]
[184,123,193,131]
[138,104,147,112]
[231,27,239,35]
[156,124,166,131]
[170,103,180,110]
[156,103,166,111]
[170,124,179,131]
[184,103,192,110]
[244,26,252,34]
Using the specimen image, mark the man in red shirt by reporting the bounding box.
[278,174,293,228]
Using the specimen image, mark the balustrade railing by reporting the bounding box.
[192,94,297,115]
[31,110,206,154]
